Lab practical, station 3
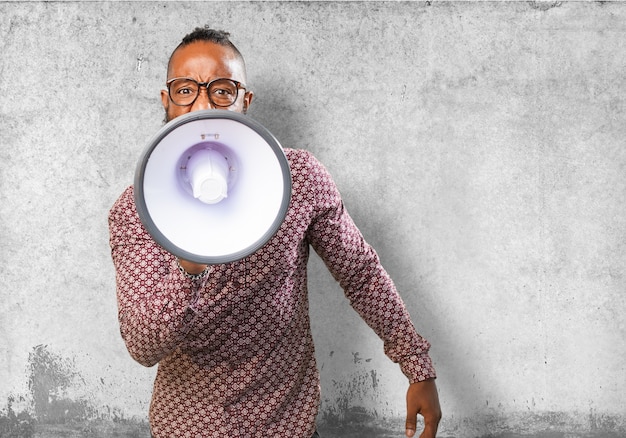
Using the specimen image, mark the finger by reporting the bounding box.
[419,411,440,438]
[419,422,439,438]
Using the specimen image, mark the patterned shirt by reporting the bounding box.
[109,148,435,438]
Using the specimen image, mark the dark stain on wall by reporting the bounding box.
[318,418,406,438]
[0,345,150,438]
[0,395,35,438]
[316,363,626,438]
[318,363,387,435]
[28,344,90,423]
[2,346,626,437]
[527,1,562,11]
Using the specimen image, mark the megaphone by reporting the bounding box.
[134,110,292,265]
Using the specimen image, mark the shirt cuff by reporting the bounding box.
[400,352,437,383]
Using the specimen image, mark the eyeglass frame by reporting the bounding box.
[165,77,248,108]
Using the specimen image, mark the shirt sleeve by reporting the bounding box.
[300,151,436,383]
[108,186,207,367]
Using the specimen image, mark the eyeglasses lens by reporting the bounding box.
[169,79,239,107]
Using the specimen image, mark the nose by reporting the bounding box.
[191,86,214,111]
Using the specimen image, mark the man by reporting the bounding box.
[109,26,441,438]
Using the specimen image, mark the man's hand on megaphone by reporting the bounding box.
[178,259,209,276]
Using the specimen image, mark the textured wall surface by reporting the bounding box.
[1,2,625,437]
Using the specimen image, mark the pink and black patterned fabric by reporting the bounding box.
[109,148,435,437]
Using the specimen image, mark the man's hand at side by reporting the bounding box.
[405,378,441,437]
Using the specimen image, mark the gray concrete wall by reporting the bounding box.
[1,1,625,437]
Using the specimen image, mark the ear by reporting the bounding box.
[242,91,254,114]
[160,89,170,112]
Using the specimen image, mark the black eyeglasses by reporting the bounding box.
[166,77,247,108]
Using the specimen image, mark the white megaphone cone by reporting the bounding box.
[134,110,291,265]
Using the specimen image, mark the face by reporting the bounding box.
[161,41,254,122]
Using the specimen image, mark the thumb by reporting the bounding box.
[405,397,418,437]
[405,421,417,437]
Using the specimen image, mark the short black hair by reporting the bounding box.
[178,25,241,56]
[180,27,234,48]
[170,26,244,64]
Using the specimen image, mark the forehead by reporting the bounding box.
[167,41,246,82]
